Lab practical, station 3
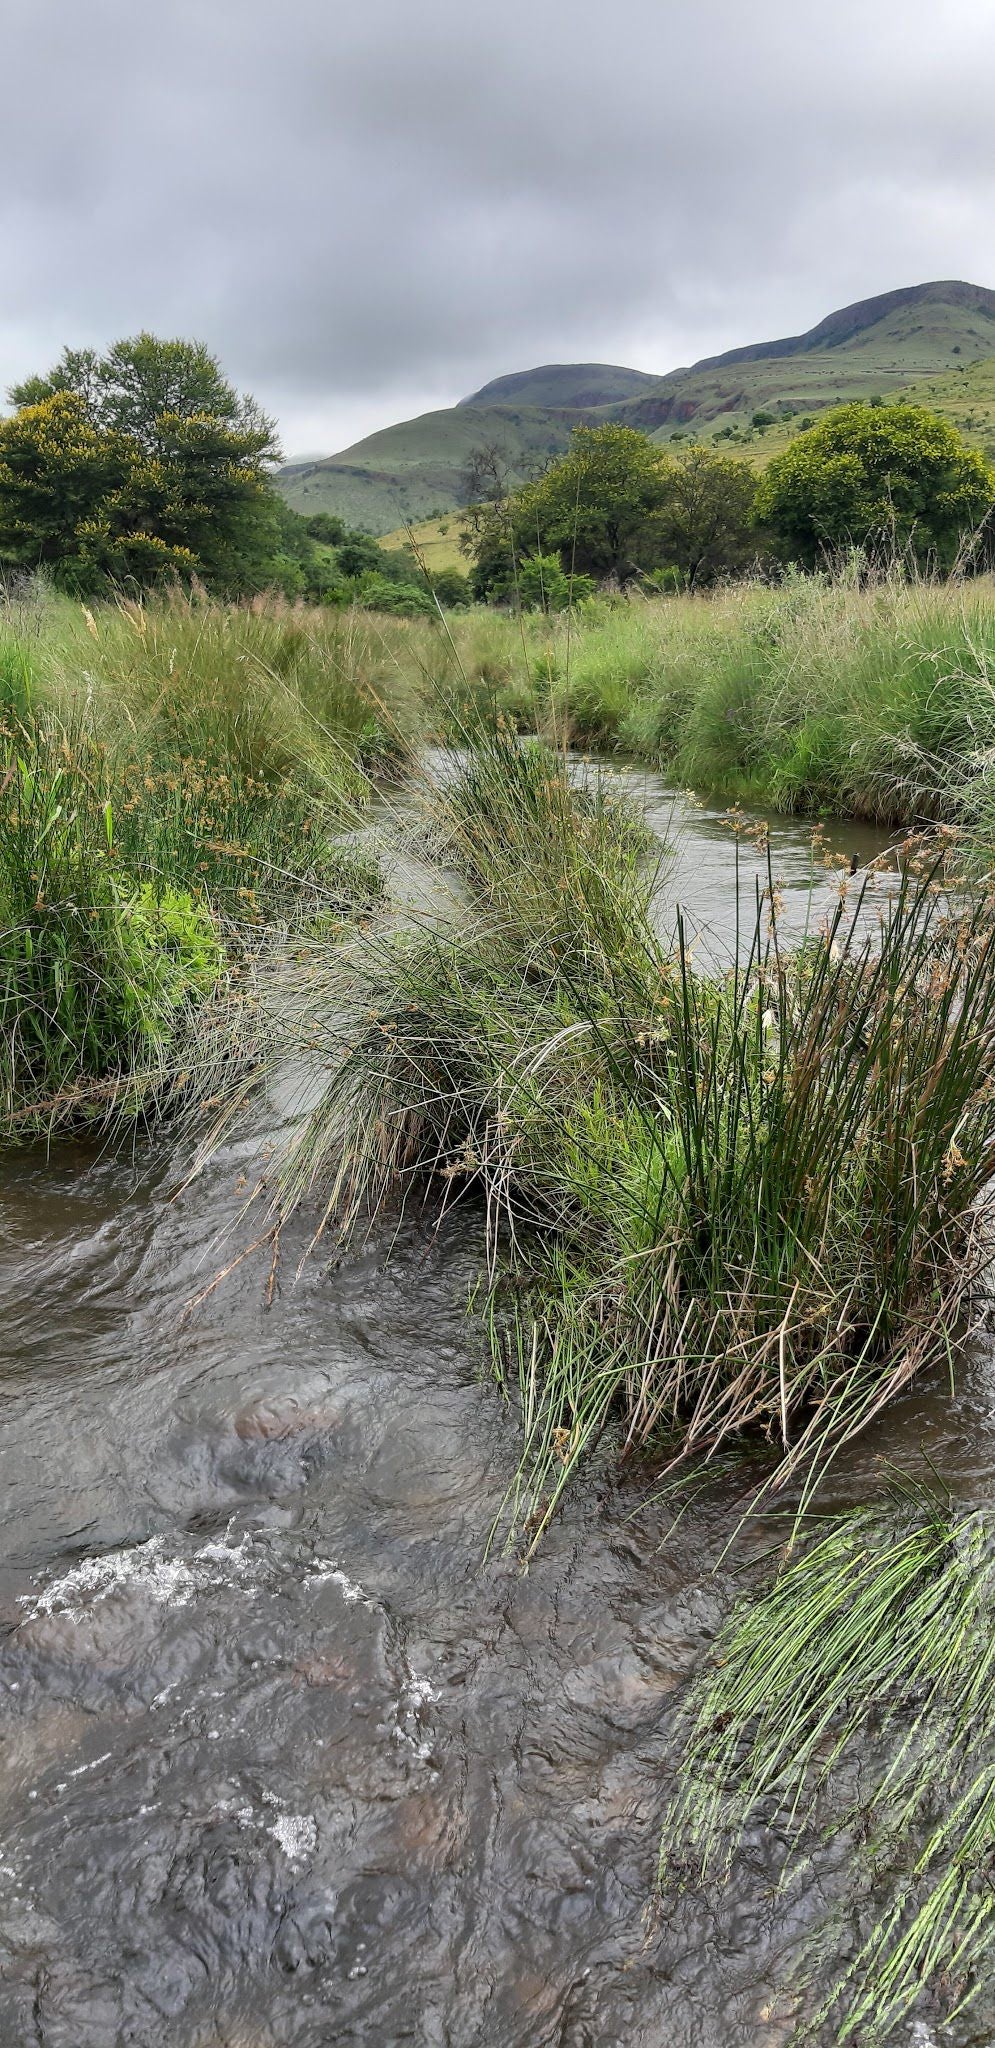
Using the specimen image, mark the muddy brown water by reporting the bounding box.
[0,785,990,2047]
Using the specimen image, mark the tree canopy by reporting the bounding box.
[0,335,280,594]
[467,426,759,599]
[9,335,275,457]
[656,444,758,588]
[514,424,671,584]
[754,402,995,569]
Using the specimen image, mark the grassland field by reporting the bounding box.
[5,565,995,1145]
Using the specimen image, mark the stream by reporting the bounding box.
[0,781,988,2047]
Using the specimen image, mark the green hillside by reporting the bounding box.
[634,283,995,449]
[380,512,467,571]
[679,337,995,470]
[459,362,658,408]
[278,401,580,531]
[277,282,995,531]
[879,352,995,463]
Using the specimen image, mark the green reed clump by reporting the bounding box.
[262,732,995,1547]
[52,588,419,795]
[423,723,659,973]
[0,709,226,1137]
[106,747,382,926]
[266,733,660,1231]
[662,1480,995,2045]
[29,591,412,910]
[496,844,995,1545]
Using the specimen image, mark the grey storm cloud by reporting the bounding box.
[2,0,995,450]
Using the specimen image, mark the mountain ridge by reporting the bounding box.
[277,281,995,532]
[686,280,995,372]
[458,363,660,409]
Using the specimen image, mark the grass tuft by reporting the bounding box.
[662,1479,995,2044]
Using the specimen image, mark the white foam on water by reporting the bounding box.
[403,1677,436,1710]
[20,1531,260,1623]
[302,1560,371,1605]
[267,1812,318,1865]
[23,1540,197,1617]
[66,1752,113,1780]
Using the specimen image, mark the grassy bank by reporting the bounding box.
[0,589,422,1140]
[9,568,995,1143]
[416,570,995,834]
[15,568,995,848]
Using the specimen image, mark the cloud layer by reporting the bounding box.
[3,0,994,452]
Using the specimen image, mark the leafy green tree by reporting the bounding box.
[10,334,274,458]
[754,403,995,569]
[375,546,429,590]
[353,572,435,616]
[1,335,279,594]
[303,511,347,546]
[261,506,438,612]
[509,424,671,585]
[465,502,518,603]
[516,554,574,612]
[468,427,755,600]
[656,445,758,587]
[337,532,385,580]
[263,501,343,601]
[429,567,471,609]
[0,392,195,591]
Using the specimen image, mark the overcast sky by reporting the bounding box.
[2,0,994,457]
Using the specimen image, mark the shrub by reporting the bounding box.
[354,573,436,617]
[754,402,995,569]
[516,554,574,612]
[429,568,471,610]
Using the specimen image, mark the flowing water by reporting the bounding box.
[0,784,989,2048]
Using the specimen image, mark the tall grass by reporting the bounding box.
[258,731,995,1547]
[490,846,995,1546]
[264,727,661,1230]
[51,591,417,786]
[0,705,224,1134]
[20,570,995,841]
[662,1479,995,2044]
[411,568,995,838]
[0,587,419,1140]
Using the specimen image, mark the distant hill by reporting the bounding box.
[459,363,659,409]
[625,281,995,442]
[277,402,581,531]
[277,283,995,532]
[744,348,995,470]
[687,280,995,371]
